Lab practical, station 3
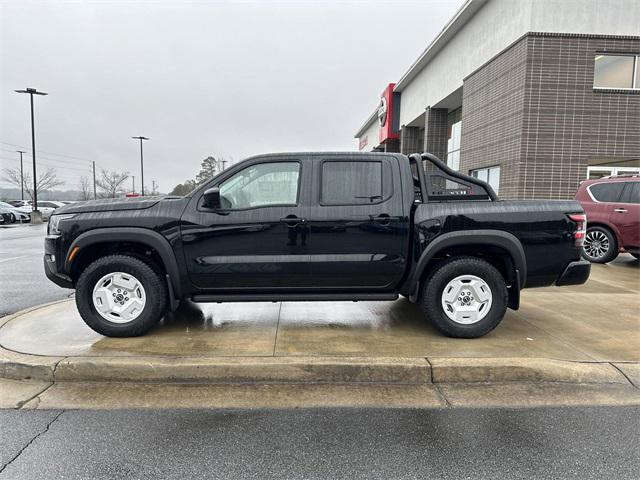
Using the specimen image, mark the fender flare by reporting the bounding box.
[66,227,183,298]
[408,229,527,296]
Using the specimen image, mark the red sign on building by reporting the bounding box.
[378,83,400,143]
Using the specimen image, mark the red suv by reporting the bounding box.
[575,176,640,263]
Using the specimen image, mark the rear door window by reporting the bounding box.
[320,160,391,205]
[588,182,626,202]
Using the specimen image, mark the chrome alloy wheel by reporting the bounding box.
[583,230,610,259]
[92,272,146,323]
[441,275,493,325]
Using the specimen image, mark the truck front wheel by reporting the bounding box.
[420,257,508,338]
[75,255,168,337]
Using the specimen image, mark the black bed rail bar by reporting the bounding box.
[408,152,499,202]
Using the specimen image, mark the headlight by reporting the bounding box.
[48,214,75,235]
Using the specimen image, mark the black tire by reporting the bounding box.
[420,256,508,338]
[9,213,16,223]
[582,226,618,264]
[75,254,167,337]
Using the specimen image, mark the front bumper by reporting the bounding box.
[555,259,591,286]
[44,235,74,289]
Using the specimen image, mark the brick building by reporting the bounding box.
[354,0,640,199]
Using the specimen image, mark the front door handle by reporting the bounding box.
[614,208,628,213]
[280,216,306,227]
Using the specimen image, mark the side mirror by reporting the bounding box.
[202,187,221,209]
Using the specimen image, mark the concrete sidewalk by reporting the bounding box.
[1,255,638,409]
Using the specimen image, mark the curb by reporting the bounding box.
[0,344,636,386]
[429,357,629,385]
[54,356,432,384]
[0,301,637,387]
[0,298,73,330]
[0,347,61,382]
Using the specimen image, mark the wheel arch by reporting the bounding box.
[66,227,183,300]
[407,230,526,309]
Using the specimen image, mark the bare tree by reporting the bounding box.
[95,169,129,198]
[78,175,92,200]
[2,166,64,199]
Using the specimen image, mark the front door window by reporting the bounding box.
[218,162,300,209]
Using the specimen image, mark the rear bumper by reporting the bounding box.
[555,260,591,286]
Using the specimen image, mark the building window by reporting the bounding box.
[594,54,639,89]
[446,108,462,171]
[587,166,640,179]
[471,166,500,195]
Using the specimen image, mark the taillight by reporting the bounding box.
[568,213,587,248]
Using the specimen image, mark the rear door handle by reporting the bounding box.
[614,208,628,213]
[280,216,306,227]
[373,214,391,225]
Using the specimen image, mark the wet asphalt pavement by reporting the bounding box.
[0,224,71,317]
[1,406,639,479]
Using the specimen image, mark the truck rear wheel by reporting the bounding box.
[75,254,167,337]
[420,257,508,338]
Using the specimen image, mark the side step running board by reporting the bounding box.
[191,293,399,303]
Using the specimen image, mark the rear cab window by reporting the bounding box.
[422,163,492,202]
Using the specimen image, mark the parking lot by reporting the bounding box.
[0,224,72,317]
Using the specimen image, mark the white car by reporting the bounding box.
[0,202,30,222]
[8,199,31,208]
[13,202,57,220]
[39,200,67,209]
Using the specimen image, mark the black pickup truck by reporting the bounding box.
[45,152,590,338]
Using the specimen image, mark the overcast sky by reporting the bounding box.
[1,0,463,193]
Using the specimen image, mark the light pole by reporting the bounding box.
[16,150,26,200]
[92,161,97,199]
[15,88,47,221]
[131,136,148,196]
